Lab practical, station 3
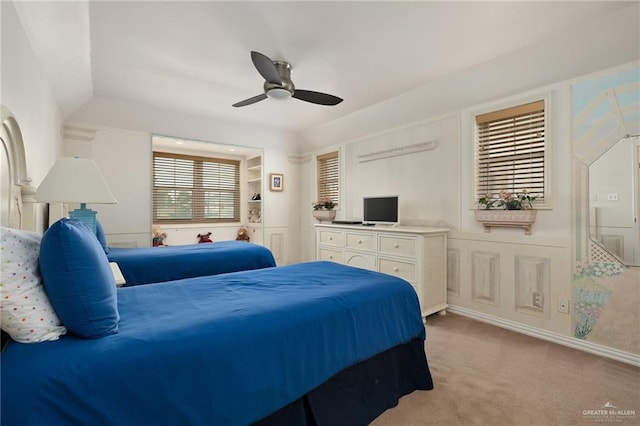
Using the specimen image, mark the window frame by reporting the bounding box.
[472,92,552,210]
[316,150,340,209]
[152,151,241,224]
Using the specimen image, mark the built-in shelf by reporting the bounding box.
[247,155,262,225]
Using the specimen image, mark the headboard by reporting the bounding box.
[0,105,46,233]
[1,106,47,350]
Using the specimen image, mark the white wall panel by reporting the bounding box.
[471,251,500,306]
[447,248,460,296]
[515,255,550,318]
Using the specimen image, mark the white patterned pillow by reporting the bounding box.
[1,226,66,343]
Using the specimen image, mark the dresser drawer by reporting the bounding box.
[378,235,417,258]
[318,230,344,247]
[345,232,375,252]
[379,258,417,282]
[318,248,344,263]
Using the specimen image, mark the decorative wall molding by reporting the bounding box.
[447,305,640,367]
[357,140,437,163]
[63,125,97,143]
[447,248,460,296]
[471,251,500,306]
[515,255,550,318]
[288,154,311,164]
[269,232,284,264]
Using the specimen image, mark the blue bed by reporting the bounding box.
[107,240,276,286]
[1,261,433,425]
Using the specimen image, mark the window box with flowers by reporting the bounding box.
[312,199,336,222]
[474,190,537,235]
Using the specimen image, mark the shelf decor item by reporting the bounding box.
[312,209,336,222]
[475,190,537,234]
[312,199,336,222]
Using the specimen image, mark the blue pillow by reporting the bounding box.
[39,218,119,338]
[95,220,110,254]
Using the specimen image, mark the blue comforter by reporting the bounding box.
[107,240,276,286]
[1,262,426,426]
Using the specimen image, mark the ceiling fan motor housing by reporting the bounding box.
[265,61,295,99]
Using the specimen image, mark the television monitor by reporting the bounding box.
[363,196,399,225]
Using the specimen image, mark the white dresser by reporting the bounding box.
[315,224,448,318]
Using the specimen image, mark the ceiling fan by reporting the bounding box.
[232,51,343,107]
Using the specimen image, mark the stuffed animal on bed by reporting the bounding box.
[236,227,250,242]
[197,232,213,243]
[152,225,167,247]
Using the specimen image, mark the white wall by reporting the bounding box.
[297,4,639,345]
[301,3,639,151]
[67,97,302,261]
[1,1,62,185]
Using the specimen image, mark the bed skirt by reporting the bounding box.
[255,338,433,426]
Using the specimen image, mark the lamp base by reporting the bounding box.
[69,203,98,234]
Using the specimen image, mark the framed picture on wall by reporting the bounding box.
[269,173,284,192]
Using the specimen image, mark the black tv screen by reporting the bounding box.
[363,196,399,224]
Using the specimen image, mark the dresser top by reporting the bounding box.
[315,223,449,235]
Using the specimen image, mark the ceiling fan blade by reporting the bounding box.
[292,89,343,106]
[251,51,282,85]
[232,93,268,107]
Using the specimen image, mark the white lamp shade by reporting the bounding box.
[35,157,117,204]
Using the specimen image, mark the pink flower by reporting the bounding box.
[499,190,513,202]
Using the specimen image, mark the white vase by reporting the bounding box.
[474,209,537,235]
[312,209,336,222]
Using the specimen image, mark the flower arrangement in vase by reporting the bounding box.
[312,199,336,210]
[475,190,537,234]
[311,199,336,221]
[478,190,536,210]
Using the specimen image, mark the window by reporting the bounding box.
[317,151,339,207]
[475,100,546,204]
[153,152,240,223]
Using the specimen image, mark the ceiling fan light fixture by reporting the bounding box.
[267,87,291,100]
[233,51,342,107]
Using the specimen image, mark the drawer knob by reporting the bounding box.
[329,255,334,259]
[329,237,333,241]
[394,267,399,272]
[357,240,362,244]
[394,243,400,248]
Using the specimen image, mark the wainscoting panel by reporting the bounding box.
[515,255,551,318]
[471,251,500,306]
[269,232,284,264]
[264,227,290,265]
[600,234,624,260]
[447,231,571,338]
[447,248,460,296]
[106,232,150,248]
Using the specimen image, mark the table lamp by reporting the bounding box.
[35,157,117,233]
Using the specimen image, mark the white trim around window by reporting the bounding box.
[470,91,553,210]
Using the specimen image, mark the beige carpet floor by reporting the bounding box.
[372,313,639,426]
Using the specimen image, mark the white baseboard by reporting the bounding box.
[446,305,640,367]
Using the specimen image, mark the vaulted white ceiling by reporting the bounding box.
[13,1,634,134]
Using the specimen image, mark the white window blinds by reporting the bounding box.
[153,152,240,223]
[317,151,339,206]
[476,100,545,202]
